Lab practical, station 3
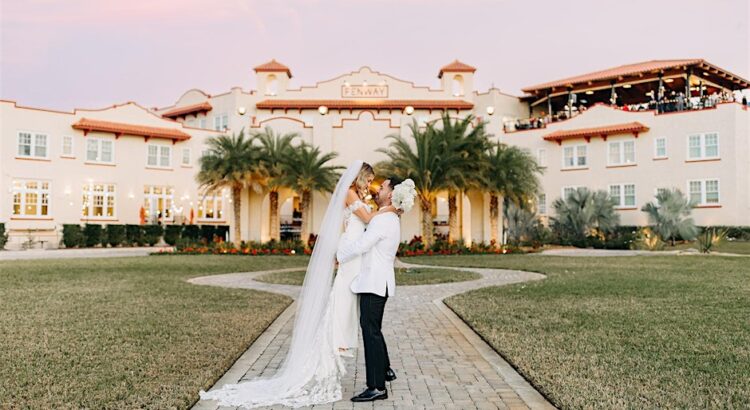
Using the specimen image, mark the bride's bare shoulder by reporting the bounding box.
[345,188,359,206]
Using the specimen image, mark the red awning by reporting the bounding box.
[543,122,649,144]
[72,118,191,142]
[256,99,474,110]
[161,102,212,119]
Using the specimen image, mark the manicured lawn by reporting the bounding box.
[0,255,307,409]
[255,266,481,286]
[408,254,750,409]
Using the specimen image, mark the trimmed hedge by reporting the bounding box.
[164,225,182,246]
[200,225,217,242]
[62,225,84,248]
[182,224,201,241]
[143,225,164,246]
[60,223,231,248]
[0,223,8,250]
[126,224,145,246]
[106,225,126,247]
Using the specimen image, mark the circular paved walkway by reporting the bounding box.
[189,263,555,410]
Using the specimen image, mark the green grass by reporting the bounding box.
[0,255,307,409]
[254,267,481,286]
[408,254,750,409]
[668,240,750,255]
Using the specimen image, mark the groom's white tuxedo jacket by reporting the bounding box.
[337,212,400,297]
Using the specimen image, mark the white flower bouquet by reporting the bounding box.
[391,179,417,212]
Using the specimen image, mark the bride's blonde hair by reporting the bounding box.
[351,162,374,199]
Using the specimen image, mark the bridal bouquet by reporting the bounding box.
[391,179,416,212]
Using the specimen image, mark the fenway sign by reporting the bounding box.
[341,84,388,98]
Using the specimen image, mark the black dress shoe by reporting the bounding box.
[385,367,397,382]
[350,388,388,402]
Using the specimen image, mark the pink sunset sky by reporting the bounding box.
[1,0,748,111]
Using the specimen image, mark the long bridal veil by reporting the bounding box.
[199,159,364,408]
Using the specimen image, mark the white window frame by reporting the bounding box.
[562,144,587,169]
[609,183,637,209]
[82,182,117,219]
[17,131,49,159]
[561,186,581,200]
[181,147,191,166]
[607,140,636,166]
[536,148,547,168]
[144,185,175,222]
[85,137,115,164]
[198,192,225,221]
[687,179,720,206]
[654,137,667,159]
[687,132,719,160]
[62,136,74,157]
[146,144,172,168]
[654,187,672,200]
[537,193,547,215]
[214,114,229,131]
[199,118,207,129]
[11,179,51,218]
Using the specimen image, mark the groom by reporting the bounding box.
[336,176,403,402]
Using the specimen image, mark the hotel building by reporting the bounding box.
[2,59,748,249]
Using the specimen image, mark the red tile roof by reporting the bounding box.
[438,60,477,78]
[543,122,649,143]
[256,99,474,110]
[72,118,191,141]
[522,59,750,93]
[161,101,212,119]
[254,59,292,78]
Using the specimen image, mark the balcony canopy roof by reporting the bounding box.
[523,59,750,96]
[72,118,191,142]
[161,101,212,119]
[543,121,649,144]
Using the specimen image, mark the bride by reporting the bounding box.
[200,160,397,408]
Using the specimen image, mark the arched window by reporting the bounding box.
[266,74,278,96]
[452,75,465,96]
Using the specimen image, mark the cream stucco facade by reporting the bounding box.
[2,59,748,249]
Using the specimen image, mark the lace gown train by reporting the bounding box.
[198,199,368,408]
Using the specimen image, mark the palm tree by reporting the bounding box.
[551,187,620,245]
[431,114,491,243]
[279,143,342,246]
[484,142,542,245]
[641,189,699,246]
[377,120,470,247]
[197,130,261,244]
[253,127,298,242]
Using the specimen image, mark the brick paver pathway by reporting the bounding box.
[189,263,555,410]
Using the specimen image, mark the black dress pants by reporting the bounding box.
[360,290,390,390]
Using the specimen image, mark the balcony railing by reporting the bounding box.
[504,92,748,133]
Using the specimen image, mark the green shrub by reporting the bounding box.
[105,225,126,247]
[215,225,230,242]
[182,224,201,241]
[200,225,217,242]
[164,225,182,246]
[125,224,145,246]
[62,224,84,248]
[0,223,8,250]
[633,227,665,250]
[83,224,104,247]
[143,225,164,246]
[697,227,728,254]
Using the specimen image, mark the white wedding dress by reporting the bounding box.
[331,199,369,354]
[199,160,366,409]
